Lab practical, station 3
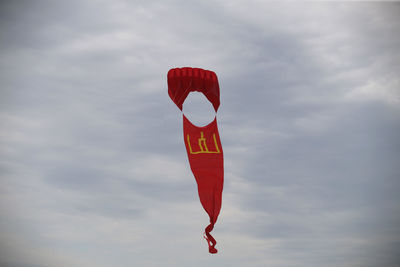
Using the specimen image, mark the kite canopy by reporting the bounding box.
[167,67,220,112]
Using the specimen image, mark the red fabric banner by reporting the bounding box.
[183,114,224,254]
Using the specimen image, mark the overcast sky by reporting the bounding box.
[1,1,400,266]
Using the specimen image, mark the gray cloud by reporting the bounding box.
[1,1,400,266]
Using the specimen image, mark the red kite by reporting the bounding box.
[168,67,224,254]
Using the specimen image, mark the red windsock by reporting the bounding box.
[167,67,224,254]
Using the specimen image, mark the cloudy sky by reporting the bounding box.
[1,1,400,266]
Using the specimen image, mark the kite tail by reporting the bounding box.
[204,222,218,254]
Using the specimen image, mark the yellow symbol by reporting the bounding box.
[187,132,221,154]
